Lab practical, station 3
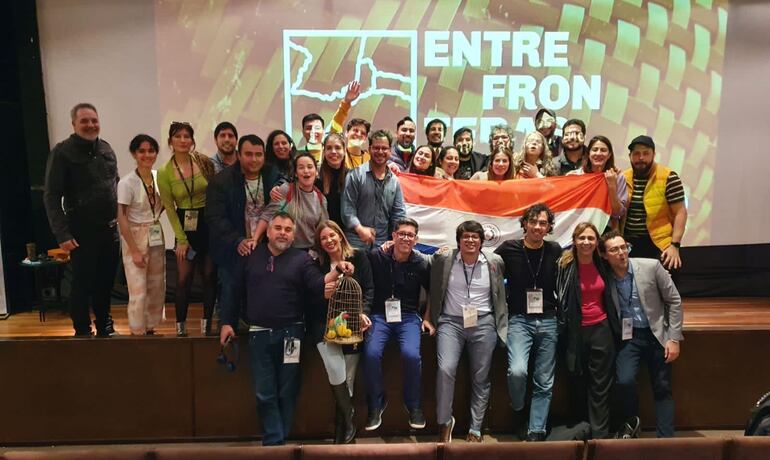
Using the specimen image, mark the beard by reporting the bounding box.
[632,161,653,178]
[269,239,291,253]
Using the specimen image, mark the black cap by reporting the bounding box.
[628,135,655,151]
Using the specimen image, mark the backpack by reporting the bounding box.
[745,391,770,436]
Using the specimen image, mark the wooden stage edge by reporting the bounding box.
[0,297,768,338]
[0,298,768,443]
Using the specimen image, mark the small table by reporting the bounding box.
[19,258,69,322]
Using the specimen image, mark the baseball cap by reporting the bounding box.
[628,135,655,151]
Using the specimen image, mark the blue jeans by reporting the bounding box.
[248,324,304,445]
[615,327,675,438]
[363,312,422,410]
[506,314,558,434]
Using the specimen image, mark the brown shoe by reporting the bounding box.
[438,416,455,442]
[465,432,483,443]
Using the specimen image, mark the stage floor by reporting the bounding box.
[0,298,768,338]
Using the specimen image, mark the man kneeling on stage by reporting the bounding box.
[601,230,683,438]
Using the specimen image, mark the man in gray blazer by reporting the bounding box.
[429,221,508,443]
[601,231,683,438]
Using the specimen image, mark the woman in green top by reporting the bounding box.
[157,122,216,336]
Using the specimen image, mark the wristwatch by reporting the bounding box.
[671,242,681,249]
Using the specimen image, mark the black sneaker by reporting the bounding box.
[408,407,426,429]
[96,327,119,338]
[526,431,546,442]
[74,330,93,338]
[365,399,388,431]
[615,416,641,439]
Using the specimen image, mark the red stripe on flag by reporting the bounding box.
[398,172,611,217]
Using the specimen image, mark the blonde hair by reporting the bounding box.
[314,220,354,265]
[513,131,557,177]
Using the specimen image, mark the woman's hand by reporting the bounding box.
[131,250,147,268]
[360,313,372,332]
[175,243,189,262]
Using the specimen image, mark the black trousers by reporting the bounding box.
[69,220,120,334]
[570,319,616,439]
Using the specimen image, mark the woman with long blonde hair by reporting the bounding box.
[513,131,558,178]
[312,220,374,444]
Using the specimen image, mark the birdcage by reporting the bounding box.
[324,274,363,345]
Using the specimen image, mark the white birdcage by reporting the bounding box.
[324,274,363,345]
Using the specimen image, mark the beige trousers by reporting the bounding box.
[121,223,166,334]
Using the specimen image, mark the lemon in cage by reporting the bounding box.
[324,274,363,345]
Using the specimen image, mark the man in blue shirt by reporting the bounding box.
[362,217,432,432]
[219,211,351,445]
[601,230,683,438]
[342,129,407,249]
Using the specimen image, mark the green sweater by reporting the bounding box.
[157,153,211,244]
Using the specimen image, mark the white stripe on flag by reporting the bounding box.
[405,204,610,250]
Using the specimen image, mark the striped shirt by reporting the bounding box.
[624,171,685,236]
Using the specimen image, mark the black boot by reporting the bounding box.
[334,407,345,444]
[331,383,356,444]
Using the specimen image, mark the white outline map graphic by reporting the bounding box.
[283,30,418,135]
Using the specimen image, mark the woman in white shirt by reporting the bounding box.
[116,134,166,335]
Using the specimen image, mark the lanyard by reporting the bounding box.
[459,256,479,300]
[523,243,545,289]
[172,155,195,204]
[135,169,158,221]
[245,175,262,208]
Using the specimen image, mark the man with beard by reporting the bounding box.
[425,118,447,154]
[44,103,119,337]
[534,108,561,158]
[206,135,280,328]
[453,127,489,180]
[489,123,515,152]
[389,116,417,171]
[554,119,587,176]
[622,135,687,270]
[343,129,407,249]
[219,211,352,445]
[494,203,562,441]
[211,121,238,174]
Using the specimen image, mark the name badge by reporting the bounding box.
[283,337,301,364]
[148,223,164,247]
[526,288,544,314]
[385,297,402,323]
[183,209,199,232]
[462,304,478,328]
[622,318,634,341]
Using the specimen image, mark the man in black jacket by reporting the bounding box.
[206,134,279,324]
[43,103,119,337]
[453,127,489,180]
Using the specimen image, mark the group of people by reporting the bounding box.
[43,93,687,445]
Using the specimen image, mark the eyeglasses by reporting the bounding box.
[462,235,481,241]
[266,255,274,273]
[216,337,239,372]
[606,243,632,255]
[395,231,417,240]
